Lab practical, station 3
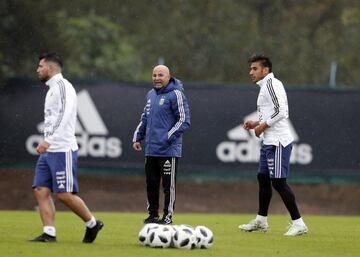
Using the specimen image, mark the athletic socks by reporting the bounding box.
[43,226,56,237]
[292,217,306,226]
[256,215,268,224]
[42,218,98,237]
[85,216,97,228]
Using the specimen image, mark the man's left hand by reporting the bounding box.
[254,122,269,138]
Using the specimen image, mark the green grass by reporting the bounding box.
[0,211,359,257]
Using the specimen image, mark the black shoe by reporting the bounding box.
[143,215,159,224]
[29,233,57,242]
[82,220,104,243]
[158,216,172,225]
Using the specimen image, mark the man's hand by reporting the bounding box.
[254,122,269,137]
[36,140,50,154]
[243,120,259,130]
[133,142,142,151]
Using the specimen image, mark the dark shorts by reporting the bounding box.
[33,150,79,193]
[258,143,292,178]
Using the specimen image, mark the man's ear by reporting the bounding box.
[263,66,270,75]
[48,62,61,74]
[46,62,54,73]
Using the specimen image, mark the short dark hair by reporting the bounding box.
[39,52,63,68]
[248,54,272,72]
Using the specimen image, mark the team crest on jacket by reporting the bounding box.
[159,97,165,105]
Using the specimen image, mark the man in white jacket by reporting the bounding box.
[239,55,308,236]
[30,53,103,243]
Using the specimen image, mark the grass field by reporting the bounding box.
[0,211,359,257]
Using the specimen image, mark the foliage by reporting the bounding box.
[0,0,359,87]
[57,12,142,80]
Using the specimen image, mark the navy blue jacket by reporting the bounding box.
[133,77,190,157]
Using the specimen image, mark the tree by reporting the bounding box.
[0,0,359,87]
[57,12,142,81]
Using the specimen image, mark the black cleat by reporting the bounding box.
[143,215,159,224]
[82,220,104,243]
[29,233,57,242]
[158,216,172,225]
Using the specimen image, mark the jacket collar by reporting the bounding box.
[155,77,183,94]
[45,73,63,88]
[256,72,274,88]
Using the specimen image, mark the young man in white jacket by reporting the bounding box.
[30,53,103,243]
[239,55,308,236]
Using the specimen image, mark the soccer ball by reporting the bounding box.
[172,224,197,250]
[138,223,160,246]
[148,225,172,248]
[194,226,214,249]
[169,225,180,248]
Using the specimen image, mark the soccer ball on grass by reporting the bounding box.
[138,223,160,246]
[194,226,214,249]
[172,224,197,250]
[148,225,172,248]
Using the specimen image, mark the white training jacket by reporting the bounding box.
[256,73,294,147]
[43,73,78,152]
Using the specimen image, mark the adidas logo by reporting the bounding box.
[216,111,313,165]
[26,90,122,158]
[163,160,172,173]
[164,160,171,168]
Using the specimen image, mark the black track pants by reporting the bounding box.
[145,156,178,219]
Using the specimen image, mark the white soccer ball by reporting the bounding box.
[194,226,214,249]
[172,224,197,250]
[138,223,160,246]
[148,225,172,248]
[168,225,180,248]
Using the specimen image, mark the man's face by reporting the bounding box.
[249,61,269,83]
[152,66,170,89]
[37,59,50,83]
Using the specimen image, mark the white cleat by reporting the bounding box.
[239,219,269,232]
[284,223,308,236]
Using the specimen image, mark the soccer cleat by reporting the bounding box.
[82,220,104,243]
[158,216,172,225]
[239,219,269,232]
[29,233,57,242]
[284,223,308,236]
[143,215,160,224]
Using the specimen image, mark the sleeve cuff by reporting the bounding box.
[265,118,274,127]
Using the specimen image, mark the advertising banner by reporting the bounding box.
[1,80,359,177]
